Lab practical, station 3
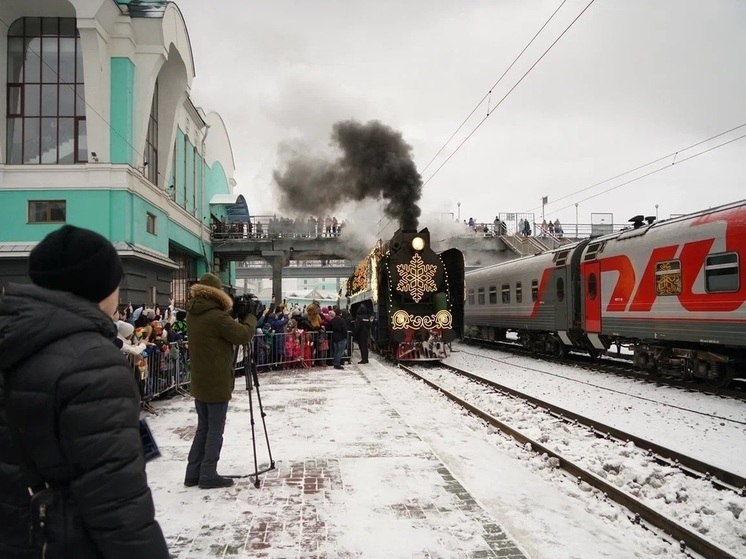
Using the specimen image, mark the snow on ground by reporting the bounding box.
[143,343,746,558]
[446,342,746,478]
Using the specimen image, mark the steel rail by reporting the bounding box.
[438,362,745,491]
[399,364,741,559]
[461,337,746,400]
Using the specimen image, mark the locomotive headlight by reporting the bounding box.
[411,236,425,251]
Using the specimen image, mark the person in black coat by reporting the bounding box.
[353,306,372,364]
[0,225,169,559]
[327,310,349,370]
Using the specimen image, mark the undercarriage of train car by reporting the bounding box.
[628,341,741,388]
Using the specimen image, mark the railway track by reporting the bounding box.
[462,336,746,400]
[399,362,745,559]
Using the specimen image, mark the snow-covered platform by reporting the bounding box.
[146,363,529,559]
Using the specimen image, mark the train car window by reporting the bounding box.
[468,288,474,305]
[516,282,523,303]
[655,260,682,296]
[587,273,597,300]
[555,250,570,266]
[705,252,739,292]
[489,285,497,304]
[501,283,510,304]
[478,287,485,305]
[556,277,565,302]
[584,243,602,262]
[531,279,538,302]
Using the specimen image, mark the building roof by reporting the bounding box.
[209,193,250,223]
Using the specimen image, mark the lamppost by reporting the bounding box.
[457,202,461,222]
[575,203,579,238]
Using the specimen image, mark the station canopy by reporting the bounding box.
[209,194,249,223]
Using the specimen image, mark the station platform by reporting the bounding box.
[146,361,529,559]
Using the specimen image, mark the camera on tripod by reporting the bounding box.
[232,293,265,321]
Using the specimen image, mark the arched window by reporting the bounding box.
[144,81,158,184]
[6,17,86,164]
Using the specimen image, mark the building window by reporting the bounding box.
[183,136,190,210]
[6,17,86,164]
[169,140,177,201]
[146,212,157,234]
[143,81,158,184]
[655,260,682,296]
[28,199,66,223]
[705,253,739,293]
[477,287,485,305]
[192,144,198,216]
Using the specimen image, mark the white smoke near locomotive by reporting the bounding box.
[464,200,746,387]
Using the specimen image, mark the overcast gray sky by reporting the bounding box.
[176,0,746,231]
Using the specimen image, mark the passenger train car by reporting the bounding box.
[342,227,464,361]
[465,200,746,386]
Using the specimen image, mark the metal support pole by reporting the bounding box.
[575,203,579,238]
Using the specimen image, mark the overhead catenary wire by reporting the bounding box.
[420,0,569,176]
[547,131,746,216]
[365,0,593,254]
[421,0,597,190]
[523,122,746,216]
[523,122,746,213]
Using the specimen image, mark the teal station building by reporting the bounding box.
[0,0,247,307]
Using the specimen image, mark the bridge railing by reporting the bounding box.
[211,214,345,241]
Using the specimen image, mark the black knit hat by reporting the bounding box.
[29,225,124,303]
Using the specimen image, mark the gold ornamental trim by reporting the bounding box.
[391,309,452,330]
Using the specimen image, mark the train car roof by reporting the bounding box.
[465,239,587,277]
[586,198,746,245]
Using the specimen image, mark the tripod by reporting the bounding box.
[228,342,275,488]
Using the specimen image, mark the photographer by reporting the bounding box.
[184,273,257,489]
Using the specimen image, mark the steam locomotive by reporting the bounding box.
[464,199,746,387]
[342,228,464,361]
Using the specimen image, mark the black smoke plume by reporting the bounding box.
[273,120,422,230]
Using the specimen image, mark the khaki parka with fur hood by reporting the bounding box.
[186,283,256,402]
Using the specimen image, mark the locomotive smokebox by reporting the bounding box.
[390,228,430,254]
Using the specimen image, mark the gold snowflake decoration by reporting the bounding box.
[396,254,438,303]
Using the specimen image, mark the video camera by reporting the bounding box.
[232,293,265,322]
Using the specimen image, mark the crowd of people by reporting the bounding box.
[253,298,371,371]
[462,215,565,238]
[211,215,348,240]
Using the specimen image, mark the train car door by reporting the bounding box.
[583,262,601,333]
[553,266,569,332]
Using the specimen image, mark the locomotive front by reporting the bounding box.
[381,228,462,360]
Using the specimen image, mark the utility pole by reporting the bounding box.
[457,202,461,222]
[575,203,579,238]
